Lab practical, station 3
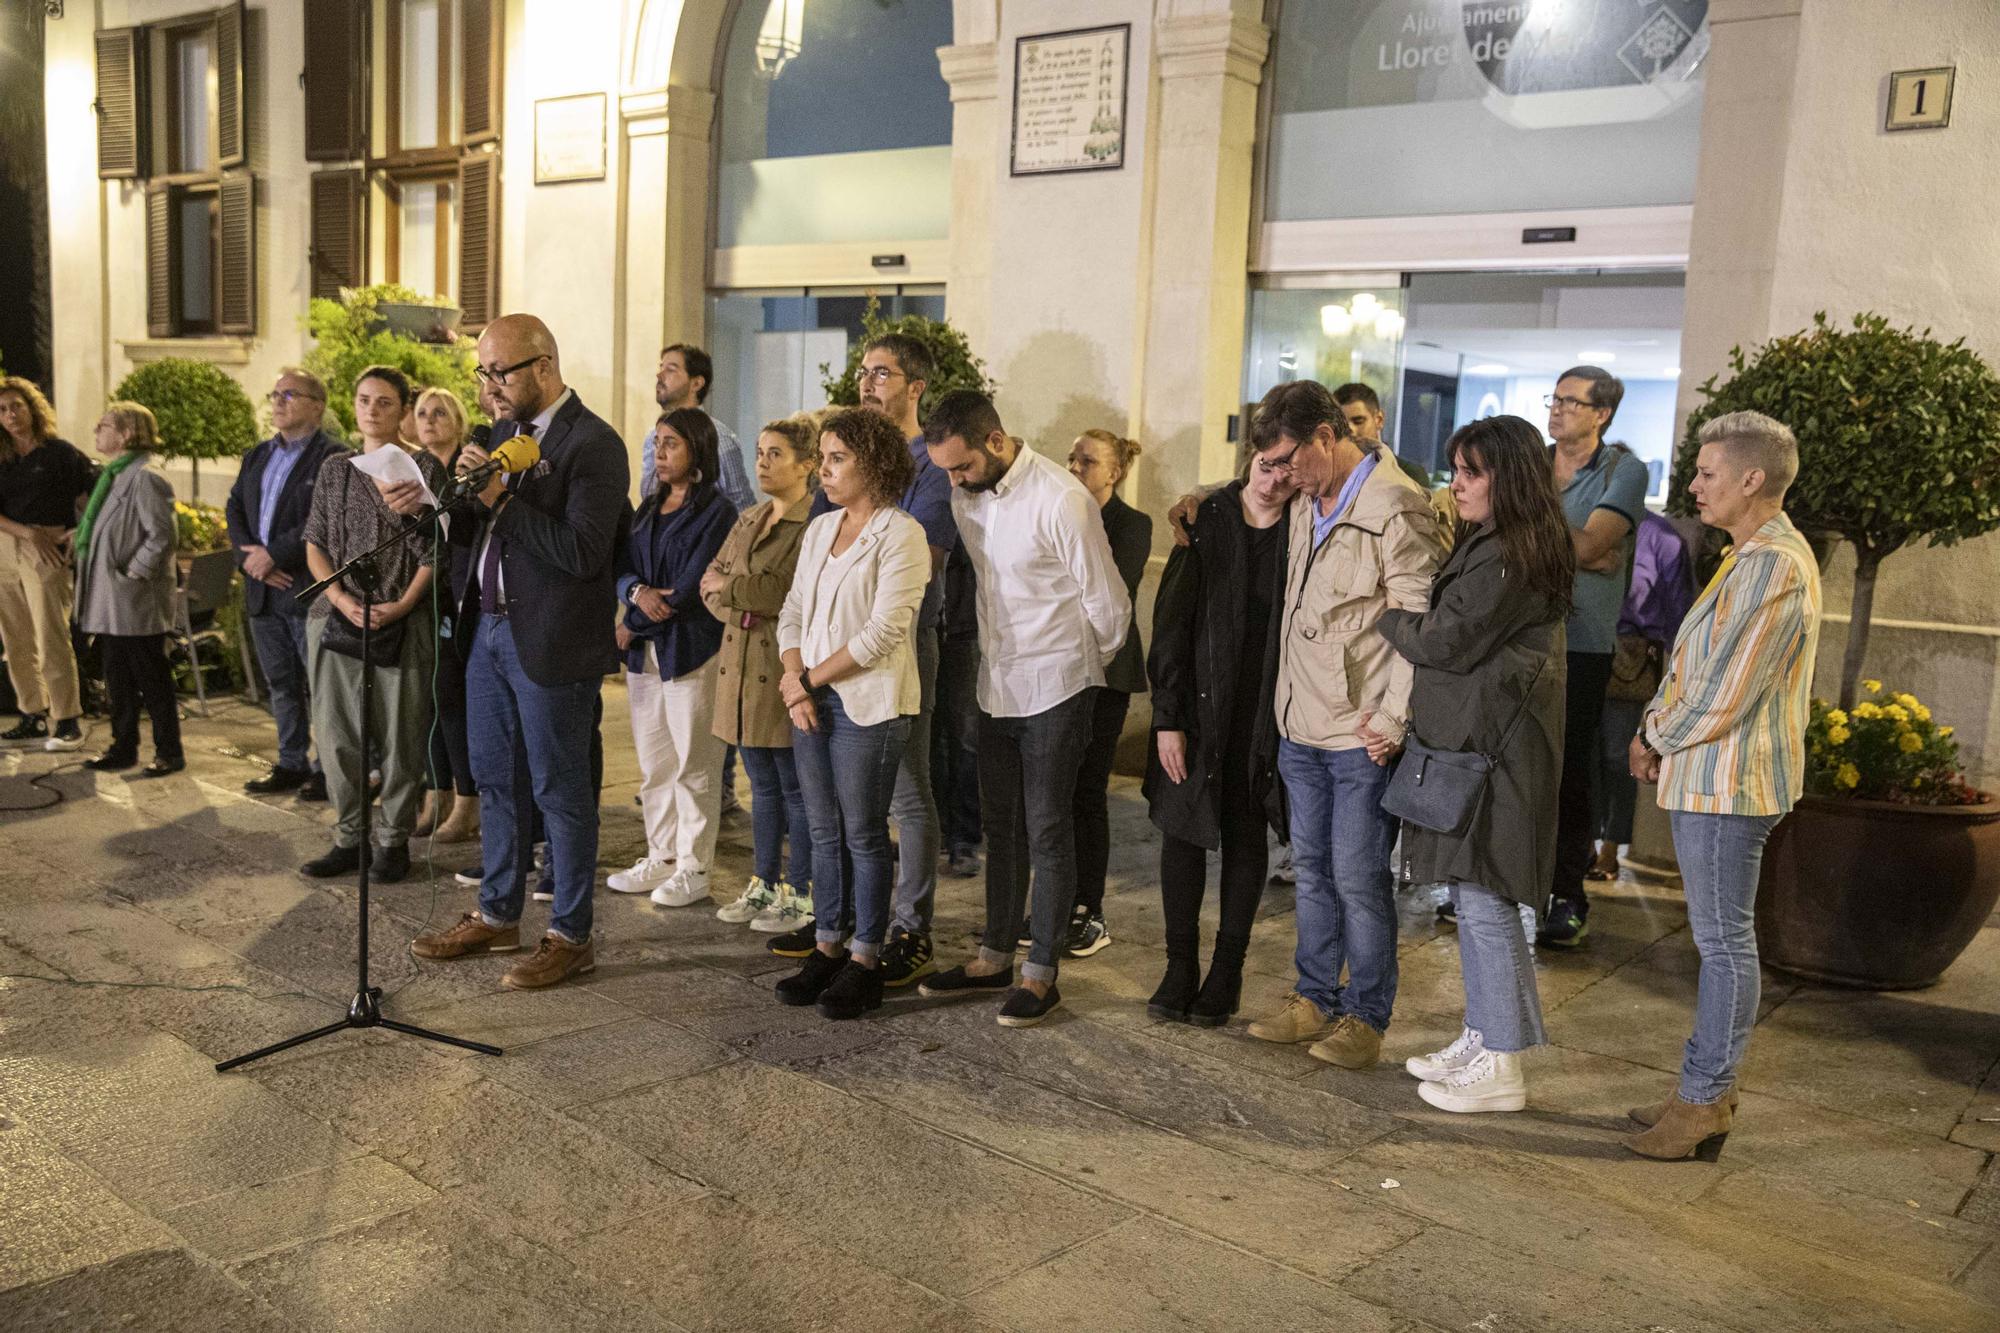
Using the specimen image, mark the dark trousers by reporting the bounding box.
[99,633,182,762]
[1158,758,1267,962]
[248,610,315,772]
[1071,687,1131,916]
[426,616,475,796]
[977,690,1093,982]
[1551,650,1616,916]
[930,631,982,853]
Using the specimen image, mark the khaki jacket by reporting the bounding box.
[1275,443,1445,751]
[702,500,808,748]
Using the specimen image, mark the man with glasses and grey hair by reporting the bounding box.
[227,368,350,800]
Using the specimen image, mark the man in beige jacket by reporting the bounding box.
[1243,381,1445,1070]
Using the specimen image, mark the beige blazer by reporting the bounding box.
[776,505,928,727]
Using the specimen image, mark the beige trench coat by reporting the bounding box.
[702,499,808,748]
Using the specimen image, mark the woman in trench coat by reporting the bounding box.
[1373,414,1572,1115]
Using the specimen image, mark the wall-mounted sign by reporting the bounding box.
[1887,67,1954,131]
[534,93,608,184]
[1523,226,1577,244]
[1011,24,1129,177]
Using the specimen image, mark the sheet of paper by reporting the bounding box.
[348,446,440,509]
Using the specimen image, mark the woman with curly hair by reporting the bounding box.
[0,376,95,749]
[773,406,928,1020]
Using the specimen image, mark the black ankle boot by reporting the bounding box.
[1188,934,1248,1028]
[1147,949,1201,1022]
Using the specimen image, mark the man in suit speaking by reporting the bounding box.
[397,314,631,989]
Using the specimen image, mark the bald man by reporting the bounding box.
[401,314,632,988]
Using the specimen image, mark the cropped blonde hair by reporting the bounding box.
[1700,410,1799,497]
[103,400,161,451]
[415,385,469,446]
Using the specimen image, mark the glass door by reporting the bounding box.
[708,286,946,440]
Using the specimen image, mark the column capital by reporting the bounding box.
[936,41,1000,103]
[1155,11,1269,86]
[665,84,716,139]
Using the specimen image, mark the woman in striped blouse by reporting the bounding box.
[1627,410,1821,1162]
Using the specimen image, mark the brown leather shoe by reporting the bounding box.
[410,912,521,960]
[1626,1092,1733,1161]
[1630,1084,1738,1128]
[1245,991,1336,1044]
[1307,1015,1384,1070]
[502,934,596,990]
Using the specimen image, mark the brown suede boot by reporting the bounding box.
[1629,1084,1738,1128]
[412,790,444,839]
[503,934,596,990]
[1625,1092,1733,1161]
[433,793,481,844]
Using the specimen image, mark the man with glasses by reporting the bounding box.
[401,314,631,990]
[641,344,753,510]
[226,368,349,799]
[1529,364,1649,947]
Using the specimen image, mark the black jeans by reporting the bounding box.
[1550,650,1615,916]
[1158,765,1268,958]
[977,690,1093,982]
[426,615,476,796]
[930,631,982,853]
[1071,687,1131,916]
[99,633,182,762]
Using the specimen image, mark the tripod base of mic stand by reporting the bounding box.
[215,986,503,1073]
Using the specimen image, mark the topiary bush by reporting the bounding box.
[1672,312,2000,708]
[113,358,258,501]
[301,283,484,438]
[819,296,996,416]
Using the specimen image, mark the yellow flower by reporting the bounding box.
[1899,731,1924,754]
[1940,725,1955,738]
[1836,762,1860,789]
[1863,679,1883,694]
[1827,726,1851,746]
[1914,776,1926,789]
[1895,692,1920,709]
[1824,709,1849,727]
[1853,702,1883,719]
[1913,704,1932,723]
[1883,704,1910,723]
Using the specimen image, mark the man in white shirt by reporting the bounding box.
[916,391,1130,1027]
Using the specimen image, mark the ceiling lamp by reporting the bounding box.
[1320,304,1353,337]
[756,0,805,79]
[1319,293,1402,341]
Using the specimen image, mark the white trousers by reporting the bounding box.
[626,648,723,870]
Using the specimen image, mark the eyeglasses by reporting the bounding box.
[1544,394,1598,412]
[268,389,323,404]
[1258,438,1309,473]
[858,366,906,385]
[475,354,548,387]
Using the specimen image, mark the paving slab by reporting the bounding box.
[0,1247,296,1333]
[480,1015,735,1108]
[0,1122,175,1291]
[160,1155,438,1263]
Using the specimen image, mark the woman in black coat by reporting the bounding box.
[1142,451,1297,1024]
[1372,415,1571,1115]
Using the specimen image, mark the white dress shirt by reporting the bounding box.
[776,505,930,726]
[951,444,1131,718]
[475,387,571,606]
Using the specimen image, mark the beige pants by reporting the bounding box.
[0,530,81,720]
[627,648,723,870]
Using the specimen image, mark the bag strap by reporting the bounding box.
[1483,653,1549,762]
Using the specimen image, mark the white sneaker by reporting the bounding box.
[717,876,777,924]
[1417,1049,1526,1113]
[749,882,811,933]
[1405,1025,1485,1082]
[607,857,675,894]
[649,865,712,908]
[1270,843,1297,884]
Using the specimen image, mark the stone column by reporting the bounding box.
[662,84,716,348]
[936,40,1001,358]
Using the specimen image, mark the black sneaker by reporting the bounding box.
[85,751,139,771]
[301,843,364,878]
[1435,896,1458,926]
[1538,901,1590,949]
[816,959,885,1020]
[298,772,329,802]
[765,921,819,958]
[918,964,1014,998]
[943,847,982,878]
[3,713,49,743]
[997,984,1062,1028]
[454,865,485,888]
[45,718,84,752]
[1015,919,1032,949]
[373,844,412,884]
[775,948,847,1007]
[244,765,308,794]
[1063,907,1111,959]
[877,931,935,988]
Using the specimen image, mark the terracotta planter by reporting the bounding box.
[1756,792,2000,989]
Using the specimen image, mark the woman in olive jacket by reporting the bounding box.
[1373,415,1571,1115]
[1142,449,1297,1024]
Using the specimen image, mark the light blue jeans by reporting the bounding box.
[1447,882,1545,1053]
[1670,809,1784,1104]
[1279,739,1399,1031]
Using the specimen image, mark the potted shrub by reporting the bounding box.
[1673,313,2000,988]
[302,283,484,438]
[819,295,997,412]
[113,358,258,501]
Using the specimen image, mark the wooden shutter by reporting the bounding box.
[461,0,502,146]
[219,172,256,333]
[303,0,368,161]
[145,184,180,338]
[95,27,148,180]
[215,2,247,168]
[457,152,500,328]
[308,168,367,299]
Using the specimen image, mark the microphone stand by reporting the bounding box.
[218,481,501,1072]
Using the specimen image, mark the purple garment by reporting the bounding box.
[1617,510,1695,646]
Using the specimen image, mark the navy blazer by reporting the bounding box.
[615,486,733,679]
[225,428,352,618]
[449,392,633,686]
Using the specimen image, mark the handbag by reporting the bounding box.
[1383,658,1546,837]
[317,461,410,668]
[1607,631,1663,702]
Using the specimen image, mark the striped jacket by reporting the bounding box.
[1643,512,1822,815]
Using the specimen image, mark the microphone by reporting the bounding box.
[452,424,540,494]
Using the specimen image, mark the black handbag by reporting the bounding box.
[317,462,410,668]
[1382,658,1545,837]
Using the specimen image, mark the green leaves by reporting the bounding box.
[818,296,997,416]
[299,284,483,439]
[113,359,258,464]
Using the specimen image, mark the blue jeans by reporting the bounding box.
[792,690,909,962]
[1671,810,1783,1104]
[1279,739,1399,1030]
[249,610,316,772]
[1448,882,1545,1052]
[740,744,811,890]
[467,617,601,945]
[888,626,940,936]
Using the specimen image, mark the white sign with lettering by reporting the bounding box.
[1011,24,1129,176]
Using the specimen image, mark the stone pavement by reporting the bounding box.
[3,692,2000,1332]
